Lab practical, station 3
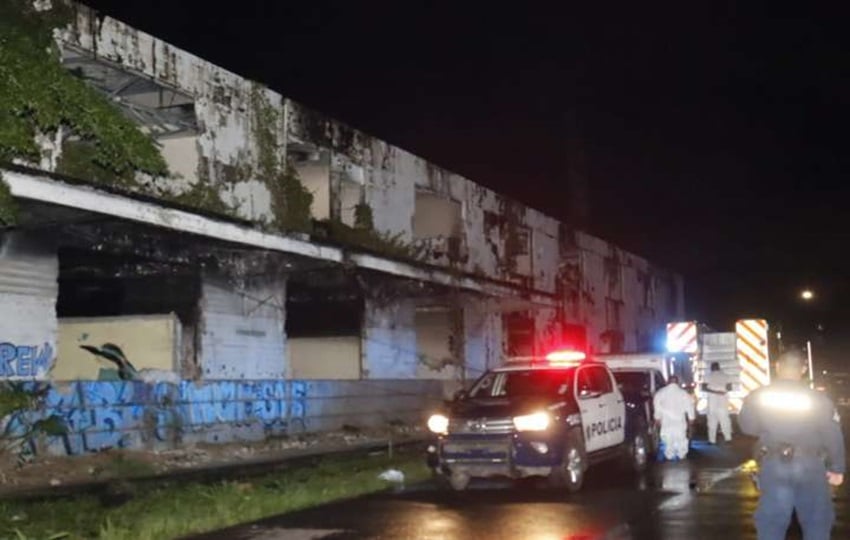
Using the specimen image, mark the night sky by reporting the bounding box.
[83,1,850,364]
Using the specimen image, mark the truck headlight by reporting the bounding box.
[427,413,450,434]
[513,411,551,432]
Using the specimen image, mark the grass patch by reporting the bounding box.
[0,448,428,540]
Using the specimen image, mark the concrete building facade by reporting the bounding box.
[0,2,683,455]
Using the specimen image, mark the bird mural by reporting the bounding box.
[79,343,139,381]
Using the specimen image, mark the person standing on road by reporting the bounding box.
[653,375,696,460]
[704,362,733,444]
[739,350,845,540]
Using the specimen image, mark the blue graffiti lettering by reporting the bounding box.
[0,342,54,377]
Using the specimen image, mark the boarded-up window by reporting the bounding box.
[289,337,361,380]
[55,314,181,380]
[413,191,462,239]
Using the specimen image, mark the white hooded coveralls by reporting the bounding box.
[653,383,695,460]
[704,370,732,444]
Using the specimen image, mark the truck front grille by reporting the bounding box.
[449,417,514,434]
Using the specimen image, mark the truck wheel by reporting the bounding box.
[549,430,586,493]
[624,420,650,474]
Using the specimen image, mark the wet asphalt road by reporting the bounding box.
[190,436,850,540]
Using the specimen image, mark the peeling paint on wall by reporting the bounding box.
[53,4,686,375]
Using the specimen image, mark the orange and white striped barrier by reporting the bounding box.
[736,319,771,398]
[666,321,698,353]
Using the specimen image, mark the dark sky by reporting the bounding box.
[83,1,850,360]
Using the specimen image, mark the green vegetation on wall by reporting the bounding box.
[250,85,313,232]
[0,178,16,226]
[316,217,425,262]
[0,0,169,224]
[0,383,65,461]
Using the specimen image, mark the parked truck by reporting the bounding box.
[666,319,772,415]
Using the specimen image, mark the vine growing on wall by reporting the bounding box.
[0,0,169,225]
[0,178,16,226]
[249,85,313,232]
[0,383,66,466]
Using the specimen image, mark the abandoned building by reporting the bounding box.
[0,2,684,455]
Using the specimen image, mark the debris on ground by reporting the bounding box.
[377,469,405,484]
[0,424,425,493]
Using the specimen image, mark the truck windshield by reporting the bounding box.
[612,371,650,395]
[468,369,573,398]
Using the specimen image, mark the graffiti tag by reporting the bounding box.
[0,342,53,377]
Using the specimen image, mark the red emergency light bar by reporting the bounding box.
[544,350,587,363]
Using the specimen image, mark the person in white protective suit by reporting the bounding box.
[653,375,696,460]
[703,362,733,444]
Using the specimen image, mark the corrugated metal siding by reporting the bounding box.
[0,233,58,298]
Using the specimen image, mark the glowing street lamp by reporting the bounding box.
[801,289,814,301]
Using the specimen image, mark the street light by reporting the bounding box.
[801,289,814,301]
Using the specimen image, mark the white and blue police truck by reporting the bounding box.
[425,350,651,491]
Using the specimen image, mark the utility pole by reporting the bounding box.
[806,340,815,387]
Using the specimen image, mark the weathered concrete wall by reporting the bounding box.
[0,232,58,380]
[294,379,444,433]
[65,7,281,223]
[200,274,287,380]
[4,378,443,456]
[463,301,503,381]
[573,232,682,354]
[59,4,685,366]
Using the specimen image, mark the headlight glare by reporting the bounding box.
[427,413,450,434]
[513,411,551,431]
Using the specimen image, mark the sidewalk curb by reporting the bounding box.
[0,437,427,503]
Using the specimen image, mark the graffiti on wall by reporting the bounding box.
[0,342,53,377]
[1,379,306,456]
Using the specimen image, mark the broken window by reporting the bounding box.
[292,154,331,221]
[507,226,533,276]
[286,278,363,380]
[55,247,199,381]
[61,45,201,187]
[503,312,535,357]
[62,46,198,138]
[338,177,362,228]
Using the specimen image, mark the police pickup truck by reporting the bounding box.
[425,351,650,492]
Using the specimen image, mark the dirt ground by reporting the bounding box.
[0,424,424,493]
